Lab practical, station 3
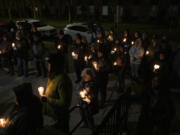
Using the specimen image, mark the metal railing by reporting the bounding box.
[91,93,130,135]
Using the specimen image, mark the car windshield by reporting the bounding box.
[32,22,46,27]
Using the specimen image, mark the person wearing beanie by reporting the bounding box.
[42,53,72,133]
[5,83,43,135]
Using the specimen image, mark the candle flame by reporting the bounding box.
[123,38,127,43]
[154,64,160,72]
[131,41,134,45]
[57,45,62,50]
[113,62,117,66]
[146,50,150,55]
[92,61,99,71]
[38,87,45,96]
[0,118,7,128]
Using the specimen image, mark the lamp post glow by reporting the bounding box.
[38,87,45,97]
[57,45,62,50]
[154,64,160,72]
[0,118,7,128]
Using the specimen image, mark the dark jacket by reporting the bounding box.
[76,80,99,116]
[5,83,43,135]
[32,40,45,59]
[14,39,29,58]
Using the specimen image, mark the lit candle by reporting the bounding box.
[12,43,16,50]
[84,56,88,62]
[72,51,78,60]
[123,38,127,43]
[57,45,62,50]
[97,40,100,44]
[107,35,113,41]
[131,41,135,45]
[154,64,160,72]
[38,87,45,97]
[0,50,2,55]
[113,61,117,66]
[88,55,92,60]
[0,118,7,128]
[92,61,99,71]
[80,88,91,103]
[146,50,150,55]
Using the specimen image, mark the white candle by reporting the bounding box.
[38,87,45,96]
[92,61,99,71]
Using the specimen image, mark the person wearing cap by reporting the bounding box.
[129,38,144,80]
[32,33,46,77]
[42,53,72,133]
[5,83,43,135]
[76,68,98,129]
[13,32,29,77]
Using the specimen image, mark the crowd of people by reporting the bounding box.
[0,22,180,135]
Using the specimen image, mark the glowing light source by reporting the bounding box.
[38,87,45,97]
[57,45,62,50]
[154,64,160,72]
[0,118,7,128]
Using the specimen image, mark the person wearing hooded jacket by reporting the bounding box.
[4,83,43,135]
[42,53,72,133]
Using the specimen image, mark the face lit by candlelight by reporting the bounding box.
[38,87,45,97]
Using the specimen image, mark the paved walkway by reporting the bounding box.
[0,69,180,135]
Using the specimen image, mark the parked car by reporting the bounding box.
[16,19,57,38]
[64,23,98,43]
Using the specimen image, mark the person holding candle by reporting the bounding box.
[13,32,29,77]
[93,49,110,106]
[72,35,86,83]
[42,53,72,133]
[76,68,98,129]
[129,39,144,80]
[4,83,43,135]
